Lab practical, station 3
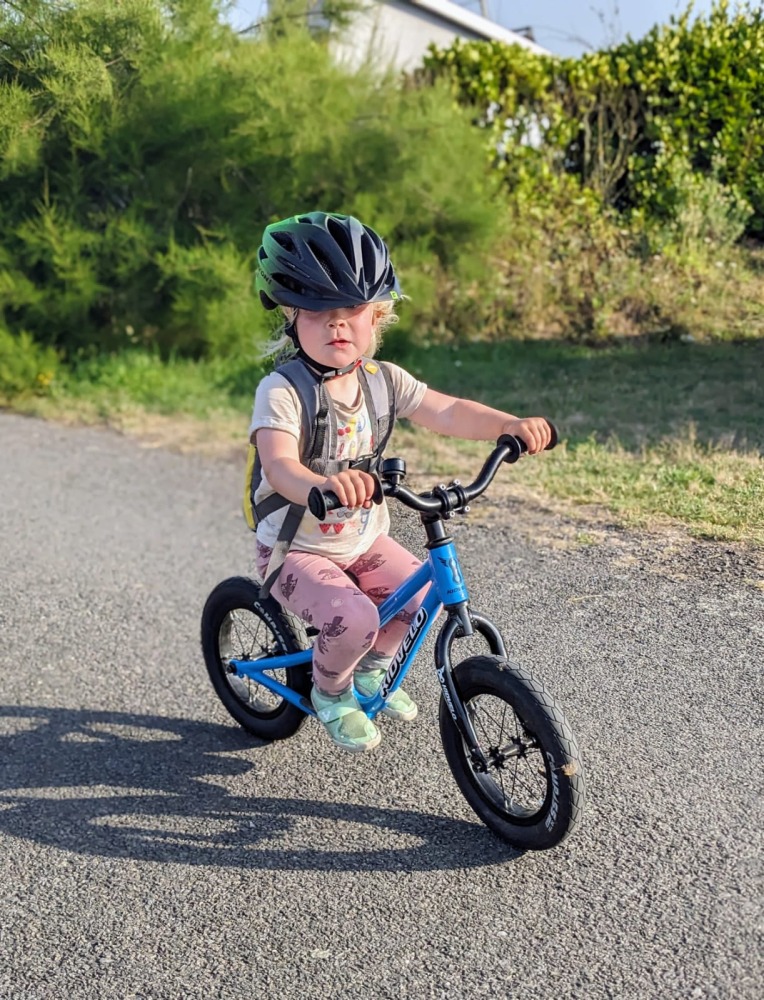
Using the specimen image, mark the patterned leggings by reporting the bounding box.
[256,534,425,696]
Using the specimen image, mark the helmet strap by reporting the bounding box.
[287,316,362,380]
[295,348,363,381]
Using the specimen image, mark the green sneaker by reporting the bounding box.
[354,668,418,722]
[310,686,381,753]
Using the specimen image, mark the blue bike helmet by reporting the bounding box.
[255,212,402,311]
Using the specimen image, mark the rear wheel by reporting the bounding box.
[439,655,585,850]
[201,577,312,740]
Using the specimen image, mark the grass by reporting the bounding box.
[388,337,764,451]
[387,337,764,545]
[3,338,763,547]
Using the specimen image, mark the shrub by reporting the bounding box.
[0,326,59,397]
[0,0,503,358]
[422,1,764,236]
[638,151,752,257]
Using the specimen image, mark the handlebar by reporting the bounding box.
[307,421,558,521]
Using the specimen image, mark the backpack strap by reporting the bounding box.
[259,502,307,599]
[252,360,323,597]
[277,358,324,459]
[249,359,322,525]
[358,360,396,465]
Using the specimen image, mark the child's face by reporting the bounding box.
[295,303,377,367]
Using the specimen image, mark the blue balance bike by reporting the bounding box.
[201,433,585,851]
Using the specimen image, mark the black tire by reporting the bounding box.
[201,576,312,740]
[439,655,585,850]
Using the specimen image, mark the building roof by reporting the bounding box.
[405,0,548,54]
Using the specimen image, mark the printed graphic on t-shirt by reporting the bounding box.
[312,407,375,540]
[336,413,368,461]
[357,505,373,537]
[318,505,353,536]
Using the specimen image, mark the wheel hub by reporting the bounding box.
[488,737,529,770]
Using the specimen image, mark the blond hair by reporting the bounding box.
[260,301,399,362]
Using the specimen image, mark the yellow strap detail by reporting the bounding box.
[242,443,258,531]
[364,362,379,374]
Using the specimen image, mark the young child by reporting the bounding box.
[250,211,552,753]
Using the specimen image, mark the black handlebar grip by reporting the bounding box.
[524,419,558,451]
[498,420,558,463]
[370,474,385,505]
[498,435,524,464]
[308,478,385,521]
[307,487,333,520]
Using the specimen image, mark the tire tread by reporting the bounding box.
[201,576,312,740]
[439,655,585,850]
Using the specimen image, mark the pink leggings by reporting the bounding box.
[256,534,425,695]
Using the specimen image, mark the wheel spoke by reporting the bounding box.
[202,579,312,741]
[221,608,286,712]
[466,692,550,820]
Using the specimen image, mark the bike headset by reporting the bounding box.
[255,211,403,380]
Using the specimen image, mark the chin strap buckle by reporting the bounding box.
[296,348,363,380]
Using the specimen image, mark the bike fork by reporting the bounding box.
[434,607,507,773]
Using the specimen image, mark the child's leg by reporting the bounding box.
[344,535,425,722]
[345,533,425,658]
[266,549,381,697]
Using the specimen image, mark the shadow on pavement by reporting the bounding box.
[0,705,522,872]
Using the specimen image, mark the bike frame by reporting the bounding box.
[229,530,508,767]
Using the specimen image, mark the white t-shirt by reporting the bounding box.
[249,361,427,564]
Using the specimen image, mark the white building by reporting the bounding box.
[331,0,548,72]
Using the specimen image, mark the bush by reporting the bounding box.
[638,151,752,256]
[0,0,503,359]
[422,1,764,237]
[0,326,59,397]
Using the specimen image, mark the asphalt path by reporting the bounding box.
[1,412,762,1000]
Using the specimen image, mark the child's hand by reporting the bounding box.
[502,417,554,455]
[322,469,377,509]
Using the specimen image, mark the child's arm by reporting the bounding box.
[256,429,376,508]
[408,389,553,455]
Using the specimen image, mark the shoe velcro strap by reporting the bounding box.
[354,672,383,696]
[316,703,360,724]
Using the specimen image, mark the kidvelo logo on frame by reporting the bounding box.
[379,607,428,699]
[438,555,465,594]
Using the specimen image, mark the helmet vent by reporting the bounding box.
[361,233,381,283]
[326,215,354,263]
[309,242,339,284]
[272,231,297,254]
[272,272,305,295]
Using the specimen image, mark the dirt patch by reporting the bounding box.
[112,411,245,458]
[464,482,764,589]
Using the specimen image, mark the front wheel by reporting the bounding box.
[439,656,585,851]
[201,576,312,740]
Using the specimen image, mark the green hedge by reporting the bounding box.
[421,0,764,236]
[0,0,502,362]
